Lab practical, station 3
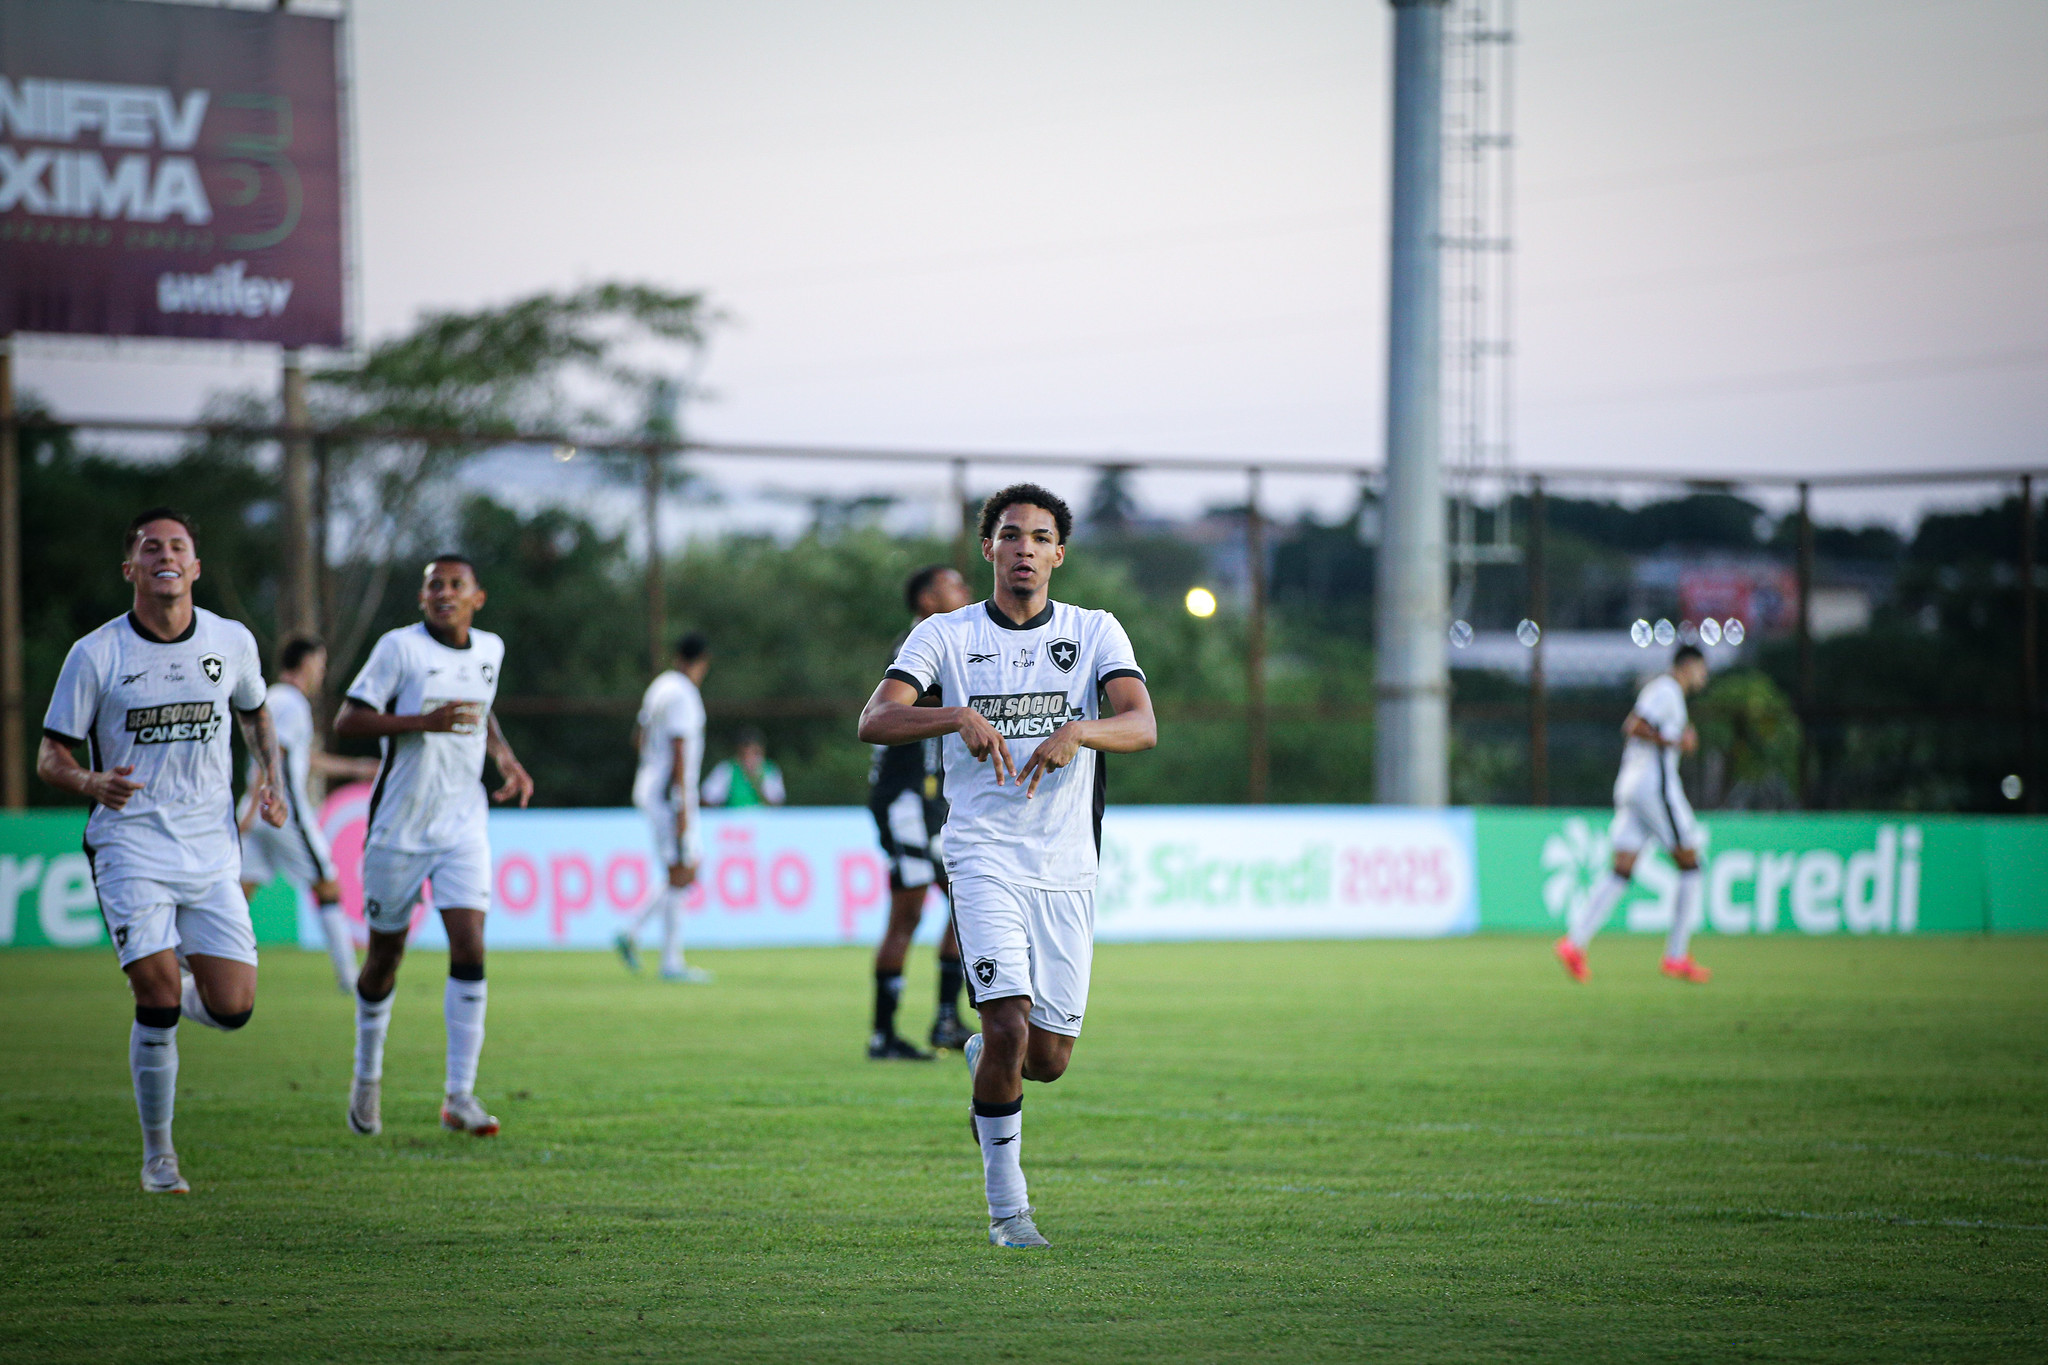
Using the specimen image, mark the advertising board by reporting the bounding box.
[0,0,346,346]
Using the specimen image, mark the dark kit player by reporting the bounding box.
[38,509,289,1193]
[867,564,974,1060]
[858,484,1156,1249]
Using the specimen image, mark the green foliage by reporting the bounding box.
[5,939,2045,1362]
[1691,669,1802,809]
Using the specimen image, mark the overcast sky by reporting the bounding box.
[20,0,2048,528]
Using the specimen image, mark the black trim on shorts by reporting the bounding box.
[280,746,335,881]
[984,600,1054,631]
[363,698,398,840]
[1657,756,1686,852]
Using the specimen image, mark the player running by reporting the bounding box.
[1556,643,1713,984]
[615,633,713,983]
[37,508,288,1194]
[333,555,533,1139]
[858,484,1156,1250]
[238,635,379,993]
[866,564,974,1061]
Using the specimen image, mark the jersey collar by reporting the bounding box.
[984,599,1054,631]
[420,621,474,650]
[126,610,196,644]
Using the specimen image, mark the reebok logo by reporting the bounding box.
[990,1134,1018,1145]
[121,671,148,685]
[968,651,997,664]
[967,692,1081,740]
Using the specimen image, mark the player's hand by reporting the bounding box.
[256,775,289,828]
[418,701,474,734]
[1680,724,1698,755]
[954,706,1016,786]
[492,756,534,807]
[89,765,144,809]
[1017,722,1085,799]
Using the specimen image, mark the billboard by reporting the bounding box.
[0,0,345,346]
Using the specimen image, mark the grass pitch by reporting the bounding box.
[2,936,2044,1363]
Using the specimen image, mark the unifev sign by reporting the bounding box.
[0,0,345,346]
[1476,809,2004,936]
[1095,806,1478,940]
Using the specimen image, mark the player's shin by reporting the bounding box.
[318,903,357,993]
[444,967,487,1098]
[354,985,394,1082]
[1569,871,1630,948]
[937,956,963,1019]
[972,1097,1028,1219]
[131,1006,179,1160]
[1667,868,1703,962]
[658,888,684,975]
[874,970,905,1037]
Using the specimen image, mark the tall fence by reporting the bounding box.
[3,402,2043,813]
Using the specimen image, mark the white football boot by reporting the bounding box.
[347,1077,381,1136]
[988,1207,1051,1249]
[141,1154,189,1194]
[440,1093,500,1136]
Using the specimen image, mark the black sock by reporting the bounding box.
[873,970,904,1036]
[938,957,963,1018]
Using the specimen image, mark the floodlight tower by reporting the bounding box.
[1376,0,1451,807]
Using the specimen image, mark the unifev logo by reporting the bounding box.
[1095,808,1477,940]
[1538,814,1924,935]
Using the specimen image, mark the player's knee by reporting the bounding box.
[1024,1055,1068,1084]
[212,1006,253,1031]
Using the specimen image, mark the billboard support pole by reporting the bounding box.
[1528,475,1548,807]
[280,351,318,639]
[1796,481,1814,808]
[1247,467,1269,804]
[2023,473,2037,813]
[0,337,20,810]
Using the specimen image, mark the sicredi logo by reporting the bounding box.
[1539,816,1924,935]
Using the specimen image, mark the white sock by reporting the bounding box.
[131,1020,178,1160]
[974,1102,1028,1219]
[180,973,229,1031]
[444,976,488,1098]
[1569,871,1630,948]
[318,904,357,992]
[658,888,685,974]
[354,988,394,1082]
[1666,868,1703,961]
[628,895,662,942]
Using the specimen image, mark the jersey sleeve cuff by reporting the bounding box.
[1098,667,1146,684]
[885,668,930,691]
[41,726,84,747]
[343,692,381,711]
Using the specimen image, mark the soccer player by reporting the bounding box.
[238,635,379,993]
[866,564,973,1062]
[333,555,534,1138]
[37,508,288,1194]
[857,484,1156,1249]
[1556,643,1713,984]
[701,728,785,808]
[615,633,713,982]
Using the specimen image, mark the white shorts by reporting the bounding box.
[94,873,258,969]
[361,841,492,934]
[950,874,1095,1038]
[240,811,337,889]
[639,803,703,871]
[1611,773,1701,855]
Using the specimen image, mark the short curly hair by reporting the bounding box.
[977,482,1073,545]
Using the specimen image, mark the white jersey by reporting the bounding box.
[1616,673,1687,800]
[631,669,704,814]
[344,623,504,853]
[252,681,319,821]
[888,599,1144,890]
[42,608,266,882]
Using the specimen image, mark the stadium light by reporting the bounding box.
[1185,586,1218,618]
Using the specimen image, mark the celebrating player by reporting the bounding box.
[333,555,533,1139]
[615,633,713,982]
[238,635,379,993]
[1556,643,1714,984]
[866,564,974,1061]
[857,484,1156,1250]
[37,508,287,1194]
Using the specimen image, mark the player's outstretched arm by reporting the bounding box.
[35,734,144,808]
[485,711,534,807]
[858,679,1015,785]
[1017,675,1158,798]
[236,705,290,828]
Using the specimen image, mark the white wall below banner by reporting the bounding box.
[306,789,1479,950]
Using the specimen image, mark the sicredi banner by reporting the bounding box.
[0,0,345,346]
